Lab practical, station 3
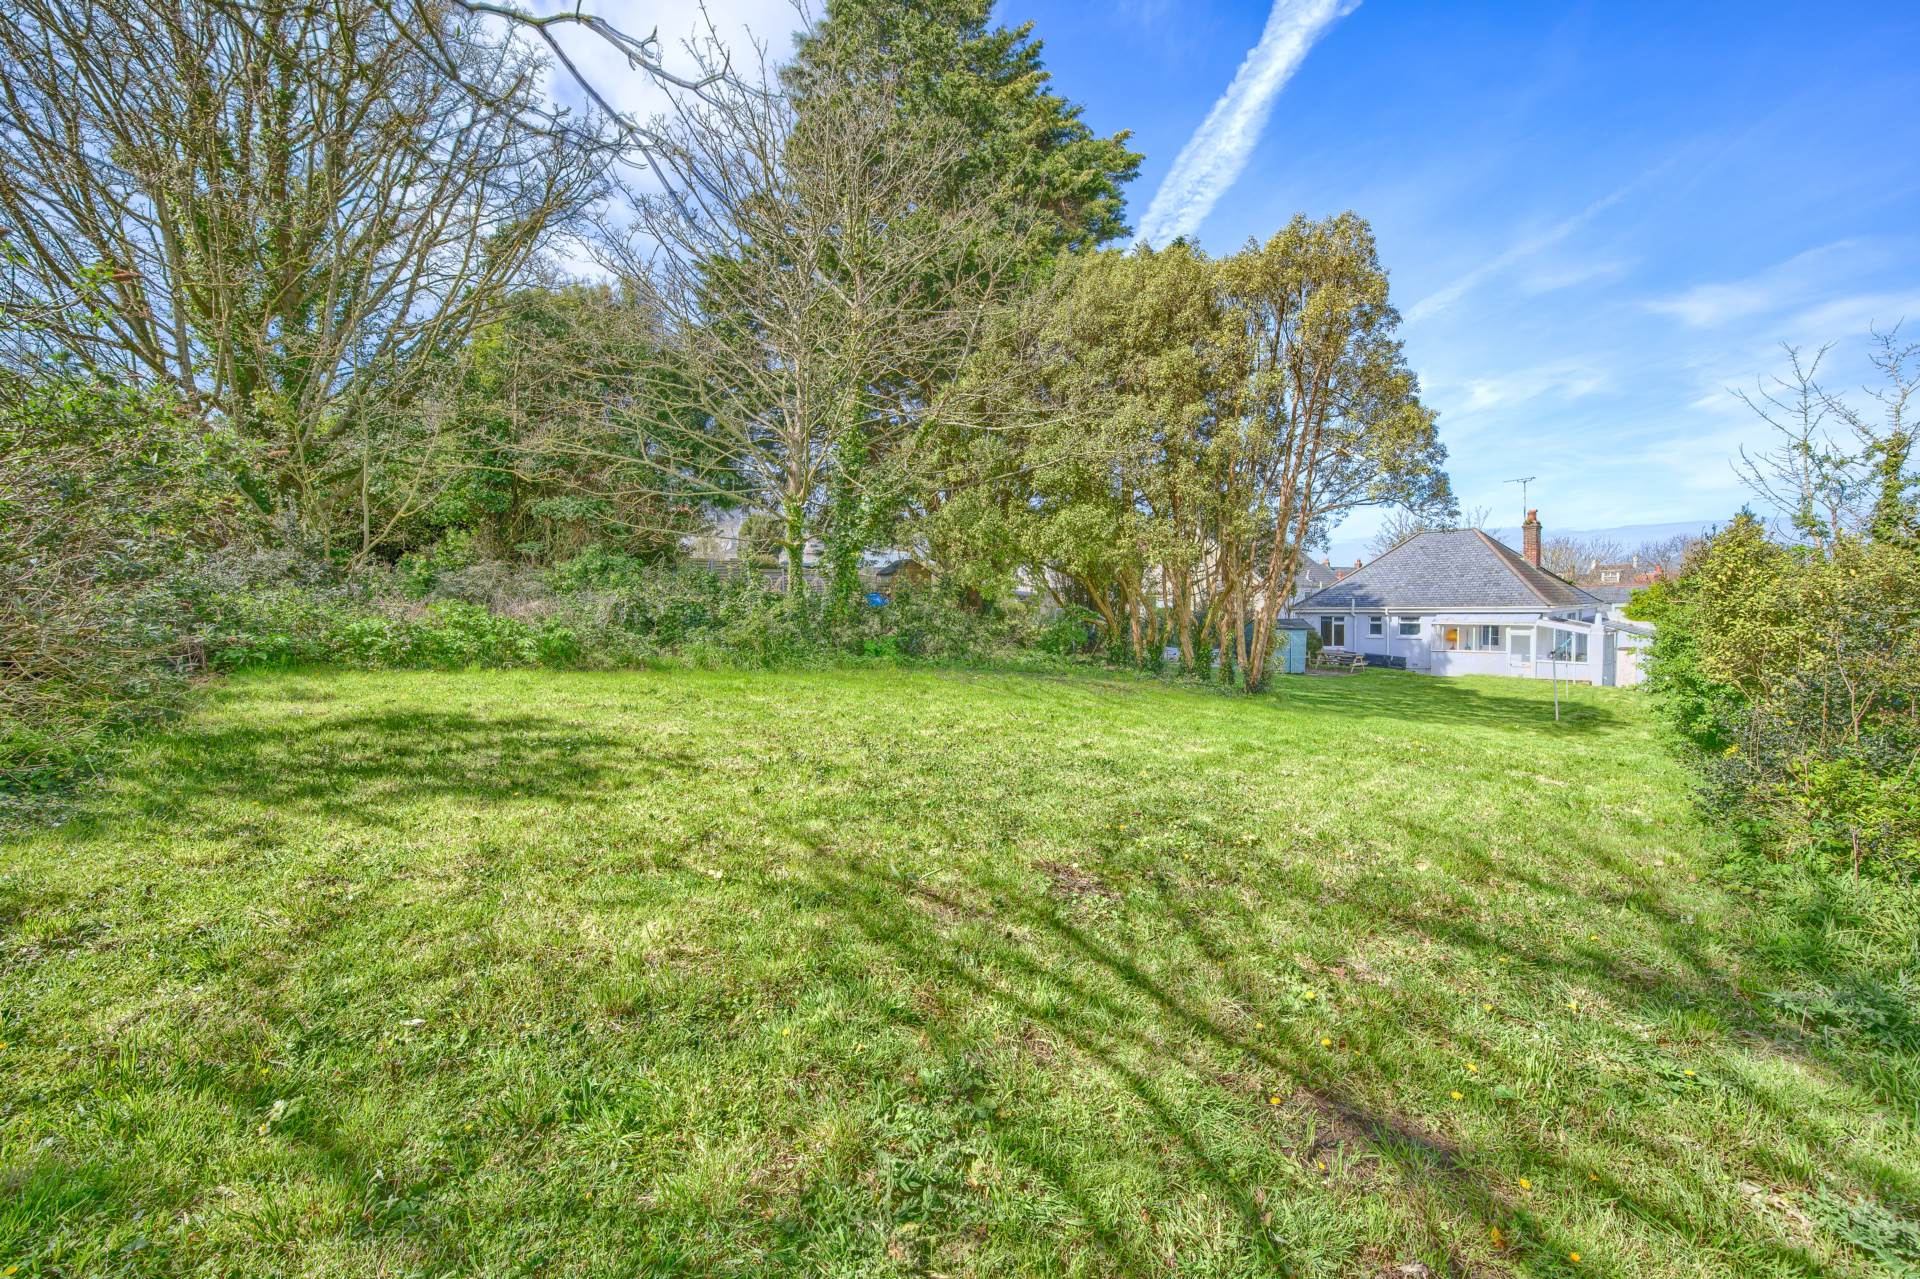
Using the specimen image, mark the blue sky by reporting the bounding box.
[555,1,1920,555]
[1010,0,1920,553]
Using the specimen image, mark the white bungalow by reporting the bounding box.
[1290,512,1646,687]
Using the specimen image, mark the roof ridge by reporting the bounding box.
[1472,528,1601,608]
[1470,528,1557,607]
[1292,526,1601,614]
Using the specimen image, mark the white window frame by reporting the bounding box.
[1549,630,1591,663]
[1319,615,1347,648]
[1367,615,1384,637]
[1396,617,1422,637]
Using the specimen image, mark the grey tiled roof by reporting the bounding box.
[1293,557,1342,591]
[1293,529,1601,612]
[1582,584,1639,604]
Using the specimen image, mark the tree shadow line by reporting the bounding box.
[773,811,1887,1276]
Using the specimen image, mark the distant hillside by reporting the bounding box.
[1326,518,1722,566]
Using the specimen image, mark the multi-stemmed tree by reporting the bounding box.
[935,221,1452,684]
[0,0,607,556]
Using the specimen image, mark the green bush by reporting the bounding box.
[0,376,243,797]
[8,514,1107,802]
[1640,515,1920,880]
[1034,607,1097,657]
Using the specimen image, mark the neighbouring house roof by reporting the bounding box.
[1581,584,1640,605]
[1293,557,1342,592]
[1293,529,1602,613]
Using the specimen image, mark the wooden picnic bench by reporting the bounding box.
[1308,649,1367,674]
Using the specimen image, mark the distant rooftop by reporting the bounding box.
[1294,529,1601,612]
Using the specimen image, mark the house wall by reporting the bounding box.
[1300,610,1610,683]
[1612,633,1651,687]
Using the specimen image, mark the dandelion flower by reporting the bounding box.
[1254,1021,1265,1029]
[1682,1068,1695,1077]
[1450,1090,1464,1100]
[1567,1001,1578,1011]
[1303,991,1317,1001]
[1482,1003,1494,1012]
[1518,1177,1532,1191]
[1490,1226,1503,1246]
[781,1027,791,1036]
[1465,1062,1478,1072]
[1320,1037,1332,1047]
[1269,1095,1281,1106]
[1570,1252,1581,1264]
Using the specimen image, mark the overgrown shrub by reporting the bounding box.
[0,376,243,794]
[5,478,1081,799]
[188,548,1059,679]
[1636,515,1920,879]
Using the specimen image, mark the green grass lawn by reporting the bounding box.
[2,667,1915,1277]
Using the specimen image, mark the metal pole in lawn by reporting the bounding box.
[1553,643,1560,721]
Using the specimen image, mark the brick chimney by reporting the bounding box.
[1522,509,1542,567]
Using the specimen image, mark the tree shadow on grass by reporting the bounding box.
[787,827,1875,1277]
[105,711,673,830]
[1267,671,1628,736]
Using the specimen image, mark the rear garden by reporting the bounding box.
[2,666,1915,1277]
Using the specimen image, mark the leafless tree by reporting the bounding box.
[1366,503,1488,559]
[1539,536,1626,580]
[1731,329,1918,548]
[1633,533,1698,575]
[0,0,609,556]
[1732,344,1856,548]
[590,41,1012,595]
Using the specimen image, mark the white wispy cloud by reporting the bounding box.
[1782,289,1920,339]
[1642,241,1869,328]
[1517,257,1635,295]
[1405,179,1645,323]
[1452,362,1611,413]
[1136,0,1355,247]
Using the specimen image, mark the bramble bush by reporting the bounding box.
[0,375,243,795]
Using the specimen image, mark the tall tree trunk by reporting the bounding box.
[783,493,808,600]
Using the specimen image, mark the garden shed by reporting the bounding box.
[1270,619,1311,675]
